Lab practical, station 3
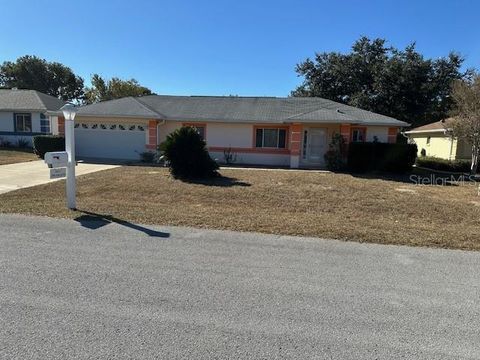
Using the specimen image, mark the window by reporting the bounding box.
[426,136,431,145]
[302,130,308,159]
[40,113,50,133]
[351,128,366,142]
[15,113,32,132]
[255,128,287,148]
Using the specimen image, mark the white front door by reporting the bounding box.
[307,128,327,164]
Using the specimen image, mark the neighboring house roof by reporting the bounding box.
[0,89,65,112]
[52,94,409,126]
[405,118,455,135]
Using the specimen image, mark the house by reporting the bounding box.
[0,89,65,146]
[404,118,471,161]
[49,95,408,168]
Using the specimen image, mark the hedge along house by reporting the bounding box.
[0,89,65,146]
[49,95,408,168]
[404,118,471,161]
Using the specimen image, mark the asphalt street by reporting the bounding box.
[1,214,479,359]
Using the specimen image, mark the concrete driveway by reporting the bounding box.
[1,214,479,359]
[0,160,118,194]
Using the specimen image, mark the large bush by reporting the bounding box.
[347,142,417,173]
[324,133,347,170]
[159,126,219,179]
[416,156,472,173]
[32,135,65,159]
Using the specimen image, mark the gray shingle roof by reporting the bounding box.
[74,96,161,119]
[0,89,65,112]
[67,95,409,126]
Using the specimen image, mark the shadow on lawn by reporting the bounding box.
[73,210,170,238]
[181,175,251,187]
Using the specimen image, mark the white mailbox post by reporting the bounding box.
[61,104,77,210]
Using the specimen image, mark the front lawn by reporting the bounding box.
[0,148,38,165]
[0,166,479,250]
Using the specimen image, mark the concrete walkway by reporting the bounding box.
[0,160,118,194]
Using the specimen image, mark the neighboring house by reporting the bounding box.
[404,118,471,161]
[0,89,65,146]
[49,95,408,168]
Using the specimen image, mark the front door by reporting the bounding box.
[307,128,327,164]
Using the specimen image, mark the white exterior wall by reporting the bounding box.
[50,116,59,135]
[0,111,48,147]
[205,123,253,147]
[0,111,14,132]
[366,126,389,142]
[0,111,45,133]
[209,151,291,166]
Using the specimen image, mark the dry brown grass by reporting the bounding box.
[0,148,38,165]
[1,166,479,250]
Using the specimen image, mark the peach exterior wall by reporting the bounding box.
[159,121,291,166]
[158,121,397,166]
[366,126,390,142]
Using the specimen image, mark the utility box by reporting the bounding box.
[44,151,68,169]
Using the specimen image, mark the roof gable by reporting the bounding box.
[0,89,65,112]
[406,118,455,133]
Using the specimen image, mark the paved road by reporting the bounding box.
[1,214,479,359]
[0,160,118,194]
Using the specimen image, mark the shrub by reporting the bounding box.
[416,156,472,173]
[347,142,417,173]
[0,137,12,148]
[159,126,219,179]
[223,147,237,165]
[16,138,30,148]
[324,133,347,170]
[139,151,156,163]
[32,135,65,159]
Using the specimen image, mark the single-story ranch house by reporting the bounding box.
[49,95,408,168]
[405,118,471,161]
[0,89,65,146]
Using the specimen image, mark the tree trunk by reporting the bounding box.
[471,144,479,174]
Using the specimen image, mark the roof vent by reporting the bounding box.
[336,109,345,114]
[12,87,18,91]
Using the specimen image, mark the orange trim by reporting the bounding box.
[58,116,65,136]
[208,146,290,155]
[350,126,367,142]
[146,120,158,150]
[252,125,290,152]
[182,123,207,141]
[289,123,302,156]
[340,124,351,144]
[388,127,398,143]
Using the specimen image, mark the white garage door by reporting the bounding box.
[74,122,147,160]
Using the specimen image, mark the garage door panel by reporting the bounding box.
[75,123,147,160]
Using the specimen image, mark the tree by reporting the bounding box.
[84,74,153,104]
[292,37,472,127]
[0,55,84,102]
[159,126,219,179]
[450,75,480,174]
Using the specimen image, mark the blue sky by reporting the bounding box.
[0,0,478,97]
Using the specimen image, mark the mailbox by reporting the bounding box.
[44,151,68,169]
